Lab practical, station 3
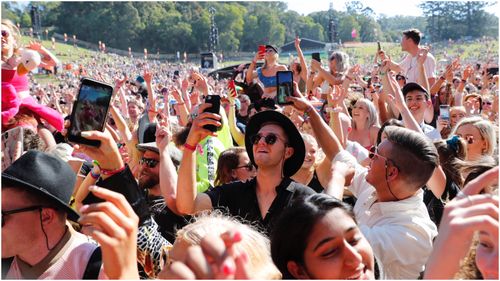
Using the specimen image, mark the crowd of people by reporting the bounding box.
[2,17,499,280]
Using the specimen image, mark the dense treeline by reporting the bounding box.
[1,1,498,53]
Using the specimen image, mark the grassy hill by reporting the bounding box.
[19,35,498,86]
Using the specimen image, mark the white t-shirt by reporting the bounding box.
[399,52,436,83]
[334,150,438,279]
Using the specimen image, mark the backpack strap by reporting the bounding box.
[2,257,14,279]
[82,247,102,279]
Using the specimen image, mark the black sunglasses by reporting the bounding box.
[2,206,42,227]
[236,162,255,171]
[250,133,284,146]
[140,157,159,168]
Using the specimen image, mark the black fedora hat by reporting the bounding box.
[2,151,79,221]
[245,110,305,177]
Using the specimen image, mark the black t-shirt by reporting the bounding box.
[205,177,315,236]
[148,196,191,243]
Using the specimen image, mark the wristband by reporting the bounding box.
[379,72,386,76]
[461,79,467,83]
[439,76,445,81]
[90,170,100,180]
[101,165,126,176]
[92,160,100,167]
[184,143,197,152]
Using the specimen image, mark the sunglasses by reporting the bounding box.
[139,157,159,168]
[1,30,9,38]
[236,162,255,171]
[464,135,475,144]
[483,101,492,105]
[368,147,390,162]
[250,133,285,146]
[2,206,42,227]
[396,76,406,81]
[117,143,126,149]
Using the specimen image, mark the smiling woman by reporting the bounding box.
[270,193,375,280]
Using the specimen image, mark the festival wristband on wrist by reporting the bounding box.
[101,165,126,176]
[90,170,100,180]
[184,143,197,152]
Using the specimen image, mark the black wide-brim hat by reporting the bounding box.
[2,151,80,222]
[245,110,305,177]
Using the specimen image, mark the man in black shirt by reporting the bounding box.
[176,105,315,235]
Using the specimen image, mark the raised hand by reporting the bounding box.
[417,46,430,66]
[143,69,152,84]
[79,186,140,279]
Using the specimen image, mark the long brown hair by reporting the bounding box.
[214,147,247,186]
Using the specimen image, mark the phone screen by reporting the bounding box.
[276,71,293,105]
[440,105,450,120]
[1,127,24,171]
[68,78,114,147]
[312,52,321,63]
[203,95,221,132]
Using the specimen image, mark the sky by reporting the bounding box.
[286,0,499,17]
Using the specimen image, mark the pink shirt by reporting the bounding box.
[6,228,107,279]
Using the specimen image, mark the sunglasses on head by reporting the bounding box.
[140,157,159,168]
[236,162,255,171]
[250,133,284,146]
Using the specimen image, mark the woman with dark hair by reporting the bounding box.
[214,147,256,186]
[271,193,375,280]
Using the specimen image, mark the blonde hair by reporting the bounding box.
[352,98,379,129]
[175,212,282,279]
[1,19,21,54]
[450,116,497,156]
[301,133,325,167]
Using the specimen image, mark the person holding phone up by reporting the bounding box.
[245,44,288,99]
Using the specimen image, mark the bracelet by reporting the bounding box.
[101,165,126,176]
[184,143,197,152]
[461,79,467,83]
[304,106,314,116]
[90,170,100,180]
[439,76,445,81]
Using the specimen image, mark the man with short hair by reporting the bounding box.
[175,103,315,235]
[402,82,442,140]
[2,151,104,279]
[288,85,438,279]
[385,29,436,86]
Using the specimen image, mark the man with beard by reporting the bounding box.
[136,124,189,242]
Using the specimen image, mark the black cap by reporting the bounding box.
[402,82,430,99]
[265,45,279,54]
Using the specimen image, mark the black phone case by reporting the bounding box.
[67,78,114,147]
[203,95,221,132]
[312,52,321,62]
[276,71,294,105]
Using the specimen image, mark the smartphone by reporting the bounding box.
[276,71,294,105]
[312,52,321,63]
[440,105,450,121]
[1,127,24,171]
[377,41,381,51]
[173,70,180,79]
[203,95,221,132]
[258,45,266,55]
[486,67,499,76]
[228,80,237,97]
[67,78,114,147]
